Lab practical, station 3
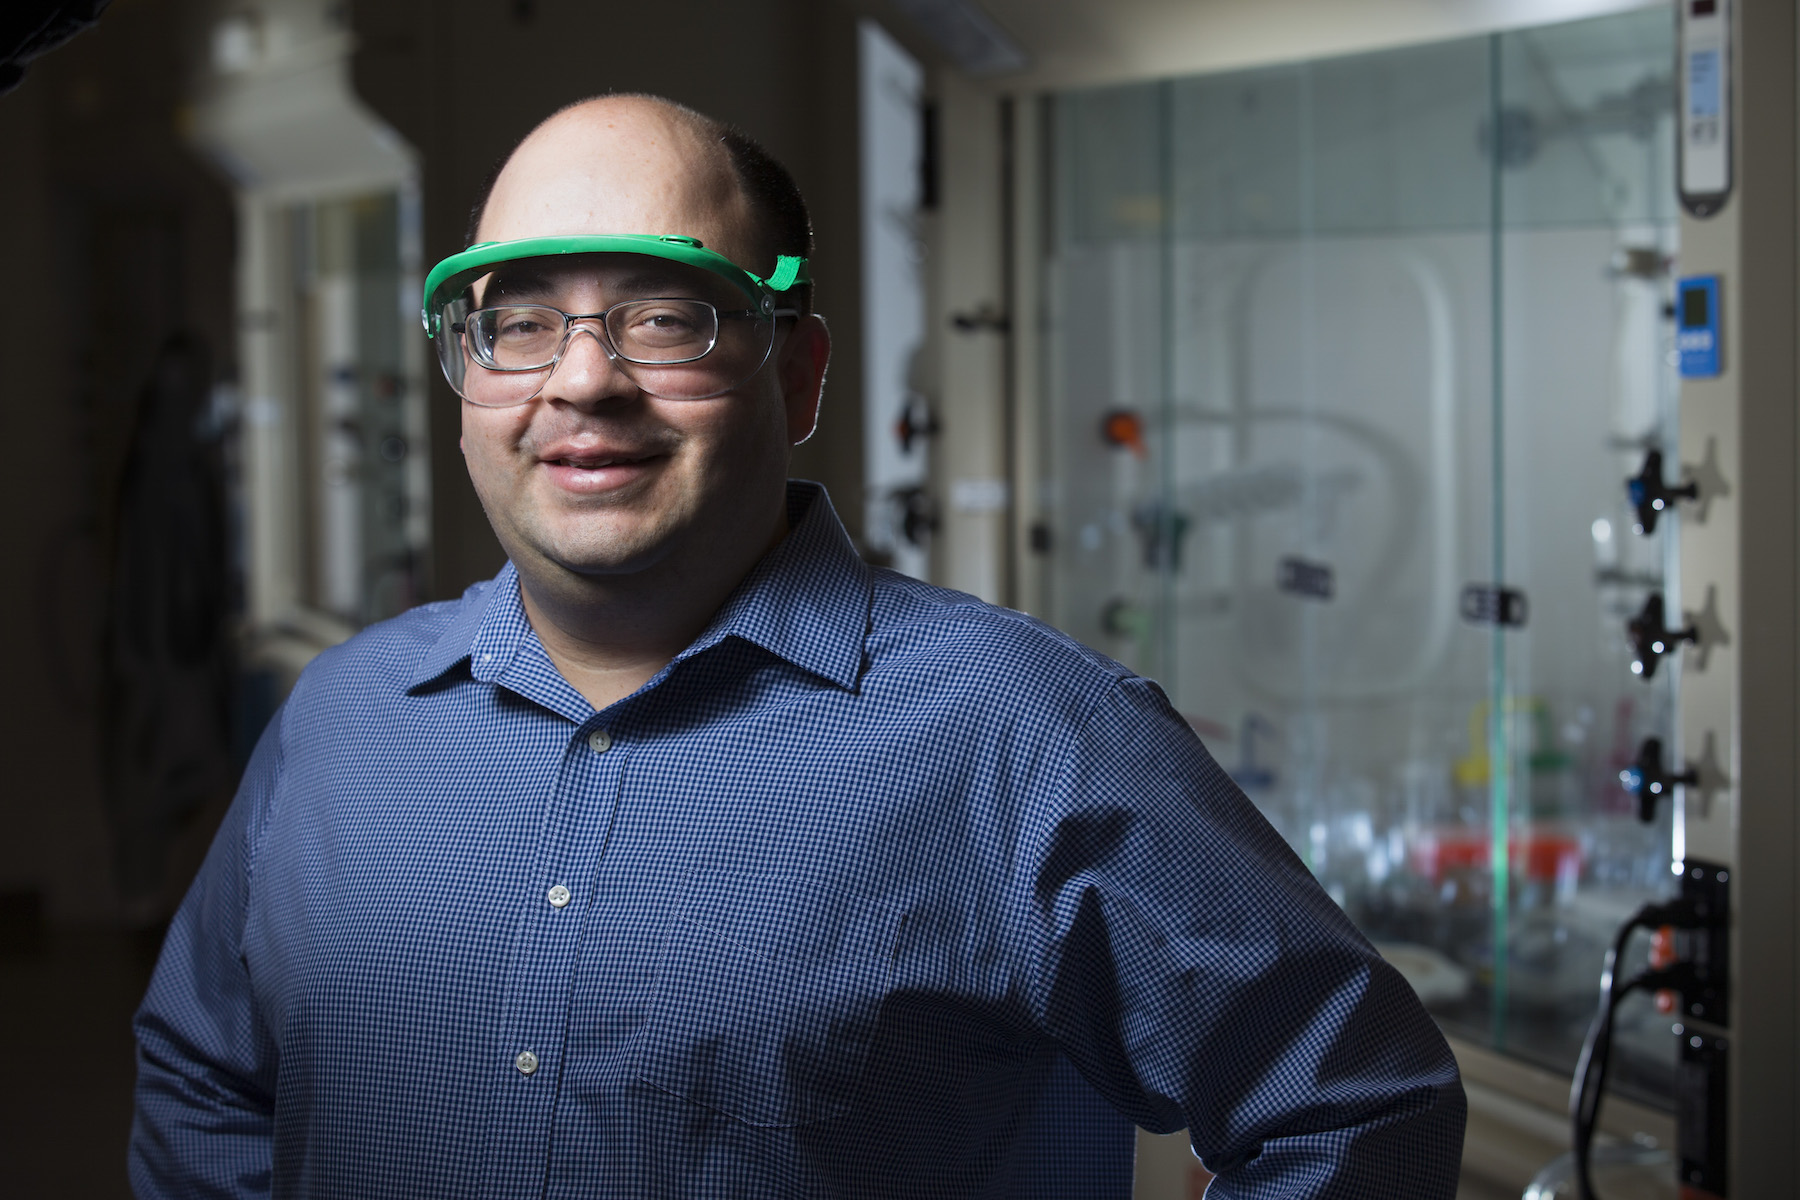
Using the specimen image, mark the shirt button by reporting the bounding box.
[587,729,612,754]
[515,1050,539,1076]
[546,884,572,908]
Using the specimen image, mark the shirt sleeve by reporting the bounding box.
[1025,676,1466,1199]
[130,702,285,1199]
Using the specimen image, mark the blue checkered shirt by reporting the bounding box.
[132,482,1464,1199]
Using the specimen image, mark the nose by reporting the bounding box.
[539,321,636,407]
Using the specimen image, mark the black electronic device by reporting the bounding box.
[1676,1025,1729,1197]
[1570,862,1730,1199]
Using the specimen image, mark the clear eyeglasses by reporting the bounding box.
[438,297,798,406]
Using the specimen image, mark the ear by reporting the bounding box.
[776,314,831,444]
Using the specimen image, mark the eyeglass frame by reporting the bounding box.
[452,298,803,375]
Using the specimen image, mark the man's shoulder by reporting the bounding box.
[865,567,1133,699]
[291,579,498,703]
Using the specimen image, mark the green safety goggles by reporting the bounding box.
[421,234,809,405]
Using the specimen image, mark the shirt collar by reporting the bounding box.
[406,480,871,696]
[668,480,870,692]
[407,574,505,690]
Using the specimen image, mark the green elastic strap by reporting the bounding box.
[420,234,810,337]
[766,255,806,294]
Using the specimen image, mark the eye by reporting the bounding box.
[497,312,552,338]
[612,300,716,356]
[474,307,564,367]
[631,307,702,335]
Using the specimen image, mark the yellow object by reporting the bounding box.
[1453,697,1568,788]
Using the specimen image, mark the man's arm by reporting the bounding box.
[1025,677,1466,1199]
[130,709,284,1199]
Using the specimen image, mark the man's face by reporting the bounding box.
[459,101,825,585]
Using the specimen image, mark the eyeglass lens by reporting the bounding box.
[455,299,776,405]
[471,301,720,368]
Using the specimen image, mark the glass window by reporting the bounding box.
[1034,5,1679,1104]
[281,192,429,626]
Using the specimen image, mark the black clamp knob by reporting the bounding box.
[1130,502,1191,571]
[1619,737,1698,823]
[1627,449,1699,535]
[890,485,939,548]
[1627,592,1697,679]
[894,394,939,454]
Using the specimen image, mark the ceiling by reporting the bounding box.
[854,0,1668,91]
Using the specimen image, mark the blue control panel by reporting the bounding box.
[1677,275,1722,378]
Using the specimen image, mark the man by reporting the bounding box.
[132,95,1464,1198]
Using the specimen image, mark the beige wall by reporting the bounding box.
[1680,0,1800,1187]
[350,0,867,600]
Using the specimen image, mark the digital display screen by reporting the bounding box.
[1689,48,1722,119]
[1682,286,1711,330]
[1691,0,1717,15]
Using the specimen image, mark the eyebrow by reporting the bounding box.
[480,267,738,308]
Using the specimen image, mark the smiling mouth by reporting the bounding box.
[549,453,660,469]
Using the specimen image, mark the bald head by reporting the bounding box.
[470,95,813,306]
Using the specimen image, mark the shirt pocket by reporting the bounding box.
[631,870,902,1128]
